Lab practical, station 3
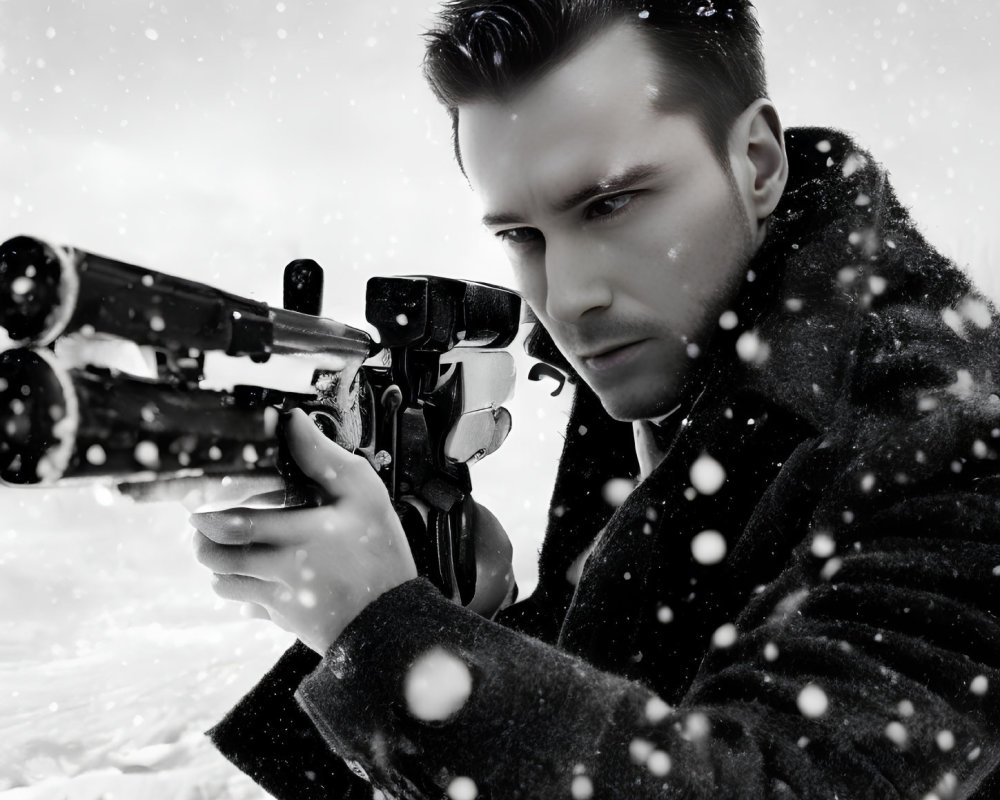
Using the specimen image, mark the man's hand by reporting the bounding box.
[190,407,418,655]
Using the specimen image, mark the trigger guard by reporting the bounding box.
[306,409,339,439]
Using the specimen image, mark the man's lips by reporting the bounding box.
[579,339,648,373]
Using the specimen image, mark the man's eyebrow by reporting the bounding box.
[481,163,661,228]
[554,163,661,214]
[481,210,527,227]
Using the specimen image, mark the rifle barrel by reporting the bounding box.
[0,347,281,485]
[0,236,377,361]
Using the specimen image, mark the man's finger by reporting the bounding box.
[193,531,288,580]
[284,407,368,496]
[189,508,256,545]
[241,489,289,509]
[240,602,272,621]
[190,504,342,546]
[210,573,285,606]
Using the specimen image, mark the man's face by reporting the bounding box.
[458,25,760,421]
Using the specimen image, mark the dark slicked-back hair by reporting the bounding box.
[423,0,766,167]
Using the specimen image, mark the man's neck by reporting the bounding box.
[634,403,684,480]
[648,403,682,427]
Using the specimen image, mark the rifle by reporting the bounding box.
[0,235,522,615]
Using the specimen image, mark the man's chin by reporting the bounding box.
[590,383,675,423]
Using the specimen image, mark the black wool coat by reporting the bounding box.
[209,128,1000,799]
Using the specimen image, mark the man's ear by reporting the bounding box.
[729,99,788,222]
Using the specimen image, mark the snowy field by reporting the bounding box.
[1,1,998,797]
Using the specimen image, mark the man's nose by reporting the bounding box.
[543,240,612,323]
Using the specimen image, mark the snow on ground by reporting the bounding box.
[0,487,293,798]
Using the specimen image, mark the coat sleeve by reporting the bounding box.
[206,640,374,799]
[290,451,1000,799]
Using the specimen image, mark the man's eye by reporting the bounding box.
[496,227,542,246]
[587,193,634,219]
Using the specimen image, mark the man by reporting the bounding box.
[192,1,1000,797]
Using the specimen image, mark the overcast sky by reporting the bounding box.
[0,0,997,315]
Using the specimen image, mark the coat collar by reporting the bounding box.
[699,127,920,432]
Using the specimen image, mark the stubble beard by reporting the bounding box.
[593,176,756,422]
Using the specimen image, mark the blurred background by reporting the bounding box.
[0,1,997,797]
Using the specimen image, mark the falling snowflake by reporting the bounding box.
[797,683,828,718]
[691,529,727,564]
[711,623,737,648]
[718,310,739,330]
[647,750,671,777]
[134,440,160,469]
[735,330,770,364]
[86,444,108,466]
[447,776,478,800]
[571,765,593,800]
[885,721,908,748]
[690,453,726,495]
[10,276,33,296]
[404,648,473,722]
[962,297,993,329]
[629,737,655,764]
[810,532,836,558]
[941,307,966,338]
[682,711,711,740]
[644,695,671,723]
[603,477,636,507]
[936,730,956,752]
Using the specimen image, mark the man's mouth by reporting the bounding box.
[579,340,648,373]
